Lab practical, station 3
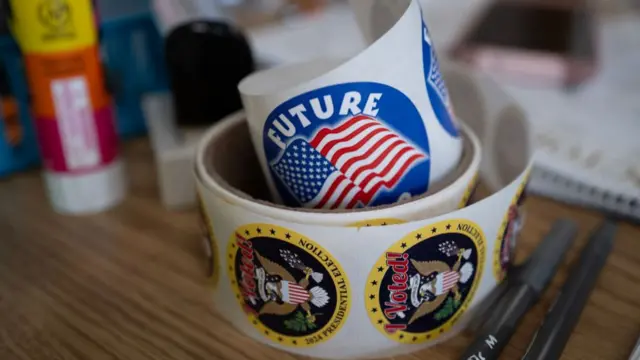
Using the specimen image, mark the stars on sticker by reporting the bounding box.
[371,280,378,286]
[270,229,276,235]
[377,266,384,272]
[285,233,291,239]
[399,334,404,340]
[446,224,451,230]
[278,337,283,342]
[244,230,250,236]
[415,233,422,240]
[371,308,378,313]
[431,227,437,234]
[369,294,376,300]
[377,319,383,325]
[401,242,407,249]
[412,336,418,342]
[292,340,298,345]
[256,227,262,234]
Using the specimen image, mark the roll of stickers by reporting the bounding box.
[195,0,533,357]
[238,0,462,209]
[195,64,532,360]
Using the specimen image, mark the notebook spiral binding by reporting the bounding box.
[529,165,640,224]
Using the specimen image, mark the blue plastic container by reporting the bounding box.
[0,36,40,177]
[0,2,168,177]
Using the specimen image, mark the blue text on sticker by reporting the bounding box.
[421,15,459,138]
[263,83,432,209]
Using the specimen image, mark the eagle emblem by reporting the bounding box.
[252,249,330,325]
[228,224,350,347]
[407,248,474,324]
[366,219,485,344]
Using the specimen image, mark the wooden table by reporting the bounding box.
[1,140,639,360]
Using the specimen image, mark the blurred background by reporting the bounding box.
[0,0,638,217]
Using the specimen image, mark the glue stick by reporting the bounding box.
[9,0,125,214]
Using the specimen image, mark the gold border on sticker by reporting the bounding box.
[457,172,480,208]
[348,218,407,228]
[365,219,486,344]
[493,171,531,282]
[227,224,351,348]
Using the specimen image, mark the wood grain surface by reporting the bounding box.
[1,139,639,360]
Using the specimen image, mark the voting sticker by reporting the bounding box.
[494,175,529,282]
[263,82,432,209]
[365,219,485,343]
[420,11,459,138]
[227,224,351,347]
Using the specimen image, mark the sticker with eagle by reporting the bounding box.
[365,219,485,343]
[494,176,529,282]
[197,193,219,288]
[227,224,350,347]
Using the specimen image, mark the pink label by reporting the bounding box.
[36,104,118,173]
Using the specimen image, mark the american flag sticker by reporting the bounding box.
[270,115,427,209]
[263,83,433,208]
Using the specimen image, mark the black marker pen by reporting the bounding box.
[460,219,578,360]
[521,220,617,360]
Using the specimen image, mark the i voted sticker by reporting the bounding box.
[263,83,431,209]
[421,14,459,138]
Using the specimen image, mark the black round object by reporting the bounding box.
[165,20,255,126]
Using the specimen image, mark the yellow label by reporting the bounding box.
[9,0,97,53]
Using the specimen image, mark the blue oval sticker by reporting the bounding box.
[263,82,431,209]
[421,16,459,138]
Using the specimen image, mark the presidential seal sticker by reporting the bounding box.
[494,176,529,282]
[197,192,219,288]
[263,82,432,209]
[366,219,485,343]
[227,224,350,347]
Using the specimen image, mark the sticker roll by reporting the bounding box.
[195,60,532,358]
[238,0,462,209]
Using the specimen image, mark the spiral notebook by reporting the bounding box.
[509,13,640,222]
